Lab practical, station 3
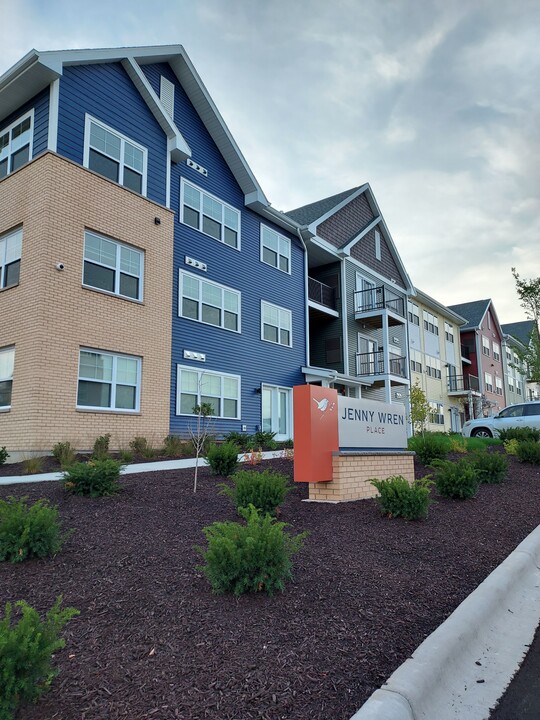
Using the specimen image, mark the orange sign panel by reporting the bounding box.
[293,385,339,483]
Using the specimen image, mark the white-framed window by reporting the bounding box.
[425,355,441,379]
[83,231,143,301]
[0,347,15,409]
[0,227,22,289]
[407,301,420,326]
[355,273,376,312]
[444,322,454,343]
[84,115,147,195]
[0,110,33,179]
[429,401,444,425]
[517,379,523,396]
[176,366,240,419]
[261,301,292,347]
[410,348,422,373]
[181,179,240,249]
[508,376,515,392]
[493,342,500,361]
[423,310,439,335]
[374,230,381,261]
[77,349,141,412]
[506,348,512,362]
[260,225,291,273]
[485,372,493,392]
[495,377,503,395]
[179,271,240,332]
[262,384,292,440]
[482,336,490,356]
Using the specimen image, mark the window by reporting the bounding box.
[508,377,515,392]
[410,348,422,373]
[83,231,143,301]
[355,274,376,312]
[495,377,503,395]
[506,349,512,362]
[423,310,439,335]
[493,343,500,361]
[485,372,493,392]
[0,111,33,179]
[262,385,292,440]
[260,225,291,273]
[77,349,140,411]
[375,230,381,261]
[482,336,490,356]
[0,347,14,409]
[179,271,240,332]
[0,227,22,289]
[84,116,147,195]
[261,301,292,347]
[181,179,240,249]
[176,366,240,419]
[429,401,444,425]
[408,301,420,326]
[444,322,454,343]
[517,380,523,396]
[425,355,441,379]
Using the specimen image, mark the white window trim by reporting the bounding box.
[175,365,241,419]
[260,224,291,274]
[0,226,22,290]
[0,109,34,177]
[77,348,141,413]
[83,114,148,196]
[178,270,241,333]
[261,383,293,441]
[407,301,420,326]
[482,336,490,356]
[82,230,144,302]
[0,346,15,411]
[485,372,493,392]
[261,300,293,348]
[180,178,241,251]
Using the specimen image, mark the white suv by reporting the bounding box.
[462,402,540,438]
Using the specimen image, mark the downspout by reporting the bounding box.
[296,228,311,370]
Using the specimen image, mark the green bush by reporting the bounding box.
[498,426,540,443]
[516,440,540,465]
[370,475,433,520]
[223,432,255,452]
[63,459,123,497]
[253,430,278,450]
[408,433,448,465]
[196,504,308,596]
[21,457,44,475]
[162,435,186,457]
[0,596,79,720]
[0,497,66,564]
[52,442,76,470]
[471,450,508,484]
[206,441,239,476]
[220,469,291,516]
[429,458,480,499]
[92,433,111,461]
[129,436,157,458]
[503,438,520,456]
[0,447,8,466]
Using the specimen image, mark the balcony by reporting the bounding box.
[356,349,408,379]
[448,374,480,396]
[354,286,405,328]
[308,276,338,317]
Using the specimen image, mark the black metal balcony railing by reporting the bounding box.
[354,286,405,317]
[448,374,480,393]
[308,277,336,310]
[356,349,407,378]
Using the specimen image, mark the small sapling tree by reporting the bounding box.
[410,381,430,435]
[190,402,214,493]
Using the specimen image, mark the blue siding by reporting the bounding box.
[142,63,306,436]
[56,64,168,206]
[0,88,49,159]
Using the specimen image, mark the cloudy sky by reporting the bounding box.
[2,0,538,324]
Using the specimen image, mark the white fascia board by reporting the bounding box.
[246,195,303,235]
[47,79,60,152]
[0,51,61,124]
[374,215,415,293]
[310,236,341,257]
[414,288,468,325]
[121,58,191,163]
[339,215,381,254]
[37,45,185,68]
[301,366,338,381]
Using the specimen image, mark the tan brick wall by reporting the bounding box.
[0,152,174,452]
[308,452,415,502]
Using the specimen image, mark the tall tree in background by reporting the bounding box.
[511,268,540,382]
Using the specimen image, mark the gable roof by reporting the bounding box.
[286,187,361,226]
[414,288,467,325]
[447,299,491,331]
[502,320,536,347]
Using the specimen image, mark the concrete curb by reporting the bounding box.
[350,524,540,720]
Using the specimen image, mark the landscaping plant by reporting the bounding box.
[224,432,255,452]
[370,475,433,520]
[408,433,448,464]
[52,441,76,470]
[206,441,239,476]
[21,457,44,475]
[0,497,66,563]
[92,433,111,461]
[129,436,157,459]
[0,596,79,720]
[516,440,540,465]
[220,469,291,516]
[0,447,8,466]
[162,435,186,457]
[498,427,540,443]
[471,450,508,484]
[503,438,520,456]
[189,403,214,493]
[62,459,123,497]
[429,458,480,499]
[253,430,278,450]
[196,504,308,596]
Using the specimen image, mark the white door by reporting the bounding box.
[357,334,378,375]
[262,385,292,441]
[355,273,376,312]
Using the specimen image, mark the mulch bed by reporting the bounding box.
[1,455,540,720]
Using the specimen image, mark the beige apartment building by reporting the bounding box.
[0,152,174,454]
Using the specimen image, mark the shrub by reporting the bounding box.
[224,432,255,452]
[63,459,123,497]
[0,596,79,720]
[449,437,467,454]
[516,440,540,465]
[0,497,66,563]
[92,433,111,461]
[220,469,291,516]
[129,436,157,459]
[196,504,308,596]
[206,442,239,476]
[118,448,134,464]
[21,457,44,475]
[244,449,263,466]
[503,438,520,456]
[370,475,433,520]
[429,458,480,499]
[408,433,448,465]
[498,427,540,443]
[253,430,278,450]
[0,447,8,466]
[471,450,508,484]
[52,441,76,470]
[162,435,185,457]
